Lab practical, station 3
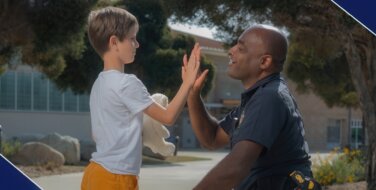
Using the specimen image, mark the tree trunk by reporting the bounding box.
[345,29,376,190]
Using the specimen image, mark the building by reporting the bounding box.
[0,64,92,141]
[0,30,365,152]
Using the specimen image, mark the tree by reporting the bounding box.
[0,0,96,77]
[55,0,214,97]
[163,0,376,189]
[1,0,215,98]
[120,0,214,98]
[52,34,103,94]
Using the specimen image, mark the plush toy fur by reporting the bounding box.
[142,93,175,157]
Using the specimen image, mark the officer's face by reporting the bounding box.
[227,29,265,87]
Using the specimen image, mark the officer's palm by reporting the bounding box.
[192,69,208,92]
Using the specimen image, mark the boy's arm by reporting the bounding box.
[144,43,200,126]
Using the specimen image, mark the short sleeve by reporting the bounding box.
[233,89,287,150]
[218,107,240,135]
[118,75,153,114]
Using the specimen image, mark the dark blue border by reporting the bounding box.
[0,154,43,190]
[332,0,376,36]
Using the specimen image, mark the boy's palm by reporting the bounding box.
[182,43,200,86]
[182,43,208,92]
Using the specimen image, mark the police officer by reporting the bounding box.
[186,25,313,190]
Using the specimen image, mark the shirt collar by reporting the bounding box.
[241,73,281,100]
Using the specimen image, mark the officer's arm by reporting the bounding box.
[187,93,229,150]
[193,140,263,190]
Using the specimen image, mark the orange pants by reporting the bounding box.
[81,162,138,190]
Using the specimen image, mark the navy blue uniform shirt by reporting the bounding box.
[219,73,311,187]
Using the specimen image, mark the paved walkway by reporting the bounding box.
[33,150,229,190]
[33,150,329,190]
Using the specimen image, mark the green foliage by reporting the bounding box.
[28,0,95,77]
[144,46,214,99]
[121,0,214,98]
[0,0,97,78]
[52,0,214,97]
[53,34,103,94]
[30,0,90,53]
[141,32,214,98]
[313,148,365,186]
[0,46,13,74]
[286,45,357,108]
[163,0,361,108]
[1,0,215,97]
[146,49,184,98]
[1,140,21,158]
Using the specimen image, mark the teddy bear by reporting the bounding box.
[142,93,175,157]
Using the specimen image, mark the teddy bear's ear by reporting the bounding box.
[161,95,169,107]
[151,93,169,107]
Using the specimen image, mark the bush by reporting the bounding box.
[313,147,365,186]
[1,140,21,158]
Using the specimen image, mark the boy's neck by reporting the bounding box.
[103,54,124,73]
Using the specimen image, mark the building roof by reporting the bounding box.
[170,29,227,56]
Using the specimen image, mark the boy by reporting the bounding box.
[81,6,202,190]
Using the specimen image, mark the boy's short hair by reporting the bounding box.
[87,6,138,56]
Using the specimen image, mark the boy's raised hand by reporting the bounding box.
[182,43,209,93]
[182,43,201,87]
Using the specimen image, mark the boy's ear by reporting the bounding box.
[109,35,118,50]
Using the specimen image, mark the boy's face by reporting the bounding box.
[116,24,139,64]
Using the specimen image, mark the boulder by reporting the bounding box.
[11,142,64,167]
[40,133,80,164]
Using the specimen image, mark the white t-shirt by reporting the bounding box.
[90,70,153,175]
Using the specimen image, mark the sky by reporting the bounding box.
[168,22,216,39]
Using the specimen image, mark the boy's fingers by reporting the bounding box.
[189,55,196,69]
[195,44,201,70]
[189,43,199,61]
[183,54,187,67]
[195,60,201,72]
[190,43,198,58]
[195,44,201,62]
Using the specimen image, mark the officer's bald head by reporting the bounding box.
[242,25,288,71]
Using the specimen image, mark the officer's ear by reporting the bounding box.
[259,54,273,70]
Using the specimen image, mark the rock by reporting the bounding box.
[40,133,80,164]
[11,142,64,167]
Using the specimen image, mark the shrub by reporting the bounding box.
[1,140,22,158]
[313,147,365,186]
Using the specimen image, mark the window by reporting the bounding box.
[351,119,364,148]
[33,73,48,111]
[327,119,341,149]
[0,70,90,113]
[0,72,16,109]
[17,72,32,110]
[49,82,63,111]
[79,94,90,112]
[64,89,77,112]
